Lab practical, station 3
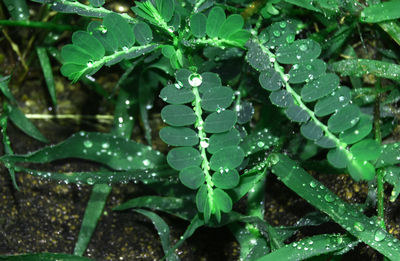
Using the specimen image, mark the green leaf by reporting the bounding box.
[376,142,400,168]
[314,86,351,117]
[196,184,208,212]
[175,69,192,88]
[218,14,244,39]
[156,0,174,23]
[259,68,282,91]
[208,128,241,154]
[161,105,196,127]
[300,121,323,141]
[8,105,48,143]
[285,105,310,122]
[261,20,298,48]
[61,44,93,65]
[214,188,232,213]
[134,209,179,261]
[1,132,165,171]
[201,87,234,112]
[199,72,222,93]
[89,0,105,7]
[134,22,153,45]
[328,104,360,133]
[3,0,29,21]
[360,1,400,23]
[289,59,326,84]
[269,90,294,108]
[167,147,201,170]
[347,159,375,181]
[162,45,175,58]
[210,146,244,171]
[212,169,240,189]
[327,148,348,168]
[315,136,336,148]
[179,166,205,190]
[227,30,251,46]
[0,75,16,103]
[339,114,372,144]
[350,139,381,161]
[159,127,199,147]
[257,234,353,261]
[301,73,340,102]
[206,6,226,38]
[276,39,321,64]
[0,253,93,260]
[246,40,272,72]
[103,13,135,49]
[331,59,400,81]
[203,110,237,133]
[36,47,57,106]
[190,13,207,38]
[384,167,400,202]
[87,21,118,53]
[159,84,195,104]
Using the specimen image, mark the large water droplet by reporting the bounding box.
[353,222,365,232]
[102,142,110,149]
[188,73,202,87]
[269,154,280,165]
[279,21,287,28]
[309,181,317,188]
[142,159,150,166]
[374,229,387,242]
[273,30,281,37]
[257,141,265,148]
[86,178,94,185]
[324,193,335,202]
[286,35,295,44]
[83,140,93,148]
[299,44,308,51]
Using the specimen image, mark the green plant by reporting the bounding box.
[1,0,400,260]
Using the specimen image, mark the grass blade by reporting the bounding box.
[2,0,29,21]
[256,234,355,261]
[331,59,400,81]
[36,47,57,107]
[379,20,400,46]
[134,209,180,261]
[360,1,400,23]
[270,153,400,260]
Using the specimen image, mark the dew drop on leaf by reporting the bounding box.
[83,140,93,148]
[324,193,335,203]
[353,222,365,232]
[299,44,308,51]
[86,178,94,185]
[309,181,317,188]
[102,142,110,149]
[188,73,202,87]
[374,229,387,242]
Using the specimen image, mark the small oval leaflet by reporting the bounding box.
[269,89,294,108]
[159,127,199,147]
[72,31,105,61]
[201,87,234,112]
[214,188,232,213]
[300,121,323,141]
[167,147,201,170]
[208,128,241,154]
[315,136,336,148]
[276,39,321,64]
[206,6,226,38]
[339,114,372,144]
[285,105,310,123]
[261,20,297,48]
[218,14,244,39]
[328,104,360,133]
[259,68,282,91]
[103,13,135,49]
[204,110,237,133]
[199,72,222,93]
[289,59,326,84]
[301,73,340,102]
[175,69,192,88]
[190,13,207,38]
[196,184,208,212]
[347,158,375,181]
[212,169,240,189]
[209,146,244,171]
[161,105,196,127]
[134,22,153,45]
[179,166,205,190]
[314,86,351,117]
[159,84,195,104]
[350,139,381,161]
[327,148,348,169]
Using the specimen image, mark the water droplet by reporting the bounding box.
[306,64,312,70]
[286,35,295,44]
[122,46,128,51]
[200,140,209,148]
[299,44,308,51]
[269,154,280,165]
[83,140,93,148]
[279,21,287,28]
[273,30,281,37]
[100,25,107,34]
[102,142,110,149]
[143,159,150,166]
[87,61,94,68]
[353,222,365,232]
[309,181,317,188]
[324,193,335,203]
[257,141,265,148]
[188,73,202,87]
[374,229,386,242]
[86,178,94,185]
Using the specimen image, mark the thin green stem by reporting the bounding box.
[191,84,214,205]
[0,19,77,31]
[374,80,385,229]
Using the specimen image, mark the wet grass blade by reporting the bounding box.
[0,113,19,190]
[36,47,57,107]
[2,0,29,21]
[270,153,400,260]
[360,1,400,23]
[331,59,400,81]
[256,234,355,261]
[134,209,180,261]
[74,184,110,256]
[379,21,400,46]
[0,253,93,260]
[113,196,196,220]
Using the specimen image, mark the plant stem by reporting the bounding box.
[374,79,386,229]
[0,19,77,31]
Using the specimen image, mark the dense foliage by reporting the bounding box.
[1,0,400,260]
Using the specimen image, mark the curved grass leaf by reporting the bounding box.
[270,153,400,260]
[36,47,57,106]
[331,59,400,81]
[1,131,166,170]
[360,1,400,23]
[256,234,354,261]
[3,0,29,20]
[134,209,179,261]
